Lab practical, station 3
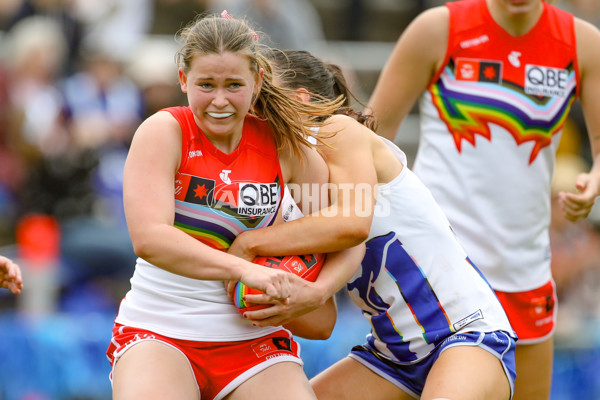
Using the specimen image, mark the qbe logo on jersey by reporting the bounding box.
[524,65,569,97]
[238,182,278,216]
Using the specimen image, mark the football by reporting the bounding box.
[233,253,326,313]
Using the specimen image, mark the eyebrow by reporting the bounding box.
[195,76,247,82]
[197,75,246,81]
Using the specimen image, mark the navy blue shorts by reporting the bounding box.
[349,330,516,398]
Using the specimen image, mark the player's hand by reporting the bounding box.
[238,262,291,302]
[242,275,324,326]
[224,279,236,299]
[0,255,23,295]
[558,172,599,222]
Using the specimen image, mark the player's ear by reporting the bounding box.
[253,67,264,95]
[178,68,188,93]
[294,88,310,104]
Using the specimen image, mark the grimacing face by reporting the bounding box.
[179,51,262,150]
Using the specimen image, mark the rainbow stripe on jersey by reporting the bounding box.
[429,59,577,164]
[174,175,281,250]
[165,106,284,251]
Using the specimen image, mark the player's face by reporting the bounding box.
[179,51,262,150]
[488,0,542,16]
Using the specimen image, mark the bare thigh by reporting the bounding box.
[310,357,414,400]
[513,337,553,400]
[226,362,316,400]
[112,340,199,400]
[421,346,510,400]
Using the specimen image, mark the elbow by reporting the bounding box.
[284,302,338,340]
[310,330,334,341]
[315,322,336,340]
[300,320,336,340]
[341,222,370,246]
[130,233,153,260]
[354,224,371,243]
[309,303,337,340]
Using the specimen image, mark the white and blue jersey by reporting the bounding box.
[346,138,516,364]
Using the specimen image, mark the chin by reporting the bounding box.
[507,0,540,11]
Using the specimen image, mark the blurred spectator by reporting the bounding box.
[62,43,143,152]
[70,0,153,63]
[3,15,69,157]
[1,12,140,311]
[550,154,600,347]
[54,40,143,308]
[1,15,69,248]
[0,39,26,243]
[4,14,87,228]
[125,36,186,118]
[0,0,84,74]
[207,0,325,52]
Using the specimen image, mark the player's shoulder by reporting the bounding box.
[322,114,371,133]
[319,114,372,146]
[574,16,600,71]
[135,110,181,139]
[574,16,600,42]
[401,5,449,54]
[322,113,359,129]
[412,5,449,29]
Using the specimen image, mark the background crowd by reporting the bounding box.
[0,0,599,399]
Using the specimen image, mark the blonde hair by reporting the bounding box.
[5,16,67,74]
[175,13,343,158]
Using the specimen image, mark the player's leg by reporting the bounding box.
[421,346,511,400]
[310,357,415,400]
[112,340,199,400]
[225,362,316,400]
[513,337,554,400]
[494,281,556,400]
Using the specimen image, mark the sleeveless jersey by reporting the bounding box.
[415,0,578,291]
[115,106,284,341]
[347,136,515,364]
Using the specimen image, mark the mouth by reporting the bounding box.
[207,112,234,119]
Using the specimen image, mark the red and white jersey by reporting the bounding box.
[116,107,284,341]
[415,0,579,291]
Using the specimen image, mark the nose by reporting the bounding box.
[211,89,229,108]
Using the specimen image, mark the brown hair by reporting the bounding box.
[267,49,378,131]
[175,14,344,158]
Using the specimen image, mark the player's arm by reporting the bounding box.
[244,243,365,339]
[283,297,337,340]
[124,112,293,299]
[559,19,600,221]
[229,138,364,335]
[236,141,364,333]
[229,115,376,261]
[366,6,448,140]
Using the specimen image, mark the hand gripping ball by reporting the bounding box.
[233,253,326,314]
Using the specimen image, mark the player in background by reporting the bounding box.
[366,0,600,398]
[0,255,23,294]
[228,48,517,400]
[106,13,363,400]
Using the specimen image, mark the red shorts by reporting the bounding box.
[494,280,556,344]
[107,324,303,400]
